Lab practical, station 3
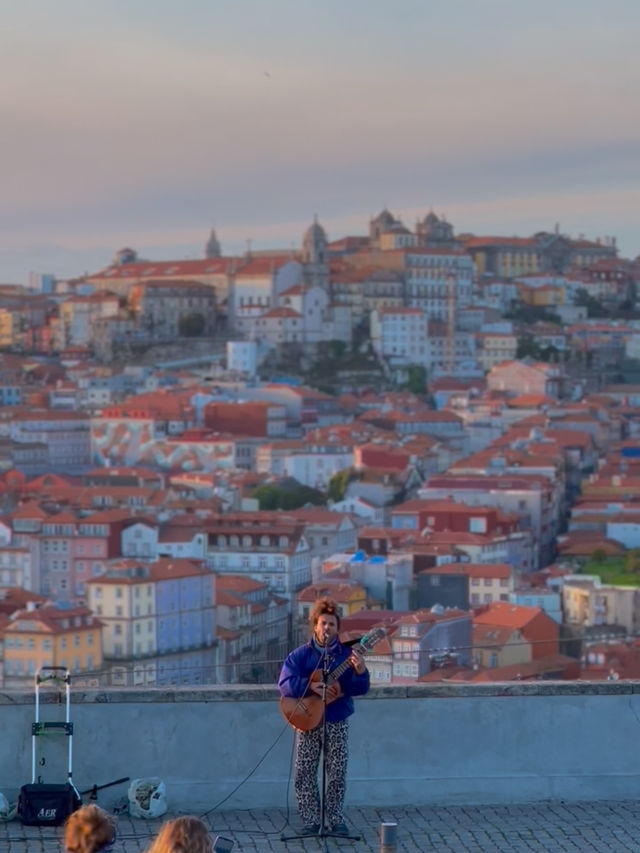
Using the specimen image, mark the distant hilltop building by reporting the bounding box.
[76,214,620,366]
[461,229,617,277]
[367,209,459,251]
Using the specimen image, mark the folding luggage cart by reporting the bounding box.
[18,666,81,826]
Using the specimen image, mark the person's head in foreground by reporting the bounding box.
[64,804,116,853]
[147,815,214,853]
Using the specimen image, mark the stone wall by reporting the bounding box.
[2,682,640,811]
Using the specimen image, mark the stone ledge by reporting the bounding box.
[2,679,640,705]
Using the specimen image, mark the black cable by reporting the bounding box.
[195,650,322,838]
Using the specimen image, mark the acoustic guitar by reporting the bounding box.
[279,627,387,731]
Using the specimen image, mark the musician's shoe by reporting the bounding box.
[301,824,320,836]
[331,822,349,836]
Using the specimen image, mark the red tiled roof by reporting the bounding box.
[422,562,511,579]
[88,257,237,281]
[473,601,546,629]
[236,255,297,276]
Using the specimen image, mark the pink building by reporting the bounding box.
[487,360,564,399]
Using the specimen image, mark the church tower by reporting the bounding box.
[205,227,222,258]
[302,216,329,290]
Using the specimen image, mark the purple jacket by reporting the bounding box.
[278,637,370,723]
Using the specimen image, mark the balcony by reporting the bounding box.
[1,681,639,812]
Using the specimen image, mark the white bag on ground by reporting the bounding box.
[127,777,167,819]
[0,792,17,821]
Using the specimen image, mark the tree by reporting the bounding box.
[625,549,640,573]
[329,340,347,360]
[178,312,206,337]
[327,468,353,503]
[254,482,325,510]
[406,365,427,395]
[516,337,560,363]
[574,289,608,319]
[516,335,542,360]
[253,484,279,510]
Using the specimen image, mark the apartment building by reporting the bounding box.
[3,605,102,687]
[86,558,216,686]
[204,515,311,599]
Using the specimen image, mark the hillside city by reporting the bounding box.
[1,208,640,690]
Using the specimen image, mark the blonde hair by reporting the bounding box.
[64,804,115,853]
[147,816,213,853]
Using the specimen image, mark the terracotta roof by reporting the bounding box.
[5,605,100,634]
[236,255,297,276]
[507,394,554,408]
[88,257,237,281]
[473,601,546,629]
[472,624,518,647]
[260,307,302,319]
[216,575,266,593]
[422,563,511,579]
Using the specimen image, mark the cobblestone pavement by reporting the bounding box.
[3,800,640,852]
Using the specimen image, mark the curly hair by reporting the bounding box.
[64,804,116,853]
[147,816,213,853]
[309,596,341,631]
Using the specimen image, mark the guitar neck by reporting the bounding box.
[327,646,362,684]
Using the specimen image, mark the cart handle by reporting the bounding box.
[36,667,71,685]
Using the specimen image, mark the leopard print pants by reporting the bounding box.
[294,719,349,829]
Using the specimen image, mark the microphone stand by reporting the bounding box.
[318,635,330,837]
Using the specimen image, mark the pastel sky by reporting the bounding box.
[1,0,639,282]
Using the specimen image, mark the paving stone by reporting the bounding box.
[3,800,640,851]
